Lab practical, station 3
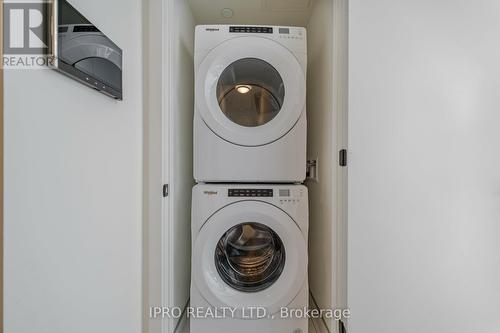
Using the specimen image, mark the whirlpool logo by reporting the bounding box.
[203,191,218,195]
[205,28,220,32]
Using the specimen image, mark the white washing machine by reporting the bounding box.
[191,184,309,333]
[194,25,307,183]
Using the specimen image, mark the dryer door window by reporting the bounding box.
[215,222,285,292]
[196,36,306,146]
[216,58,285,127]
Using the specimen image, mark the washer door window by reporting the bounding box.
[196,36,306,146]
[215,222,285,292]
[217,58,285,127]
[192,201,307,317]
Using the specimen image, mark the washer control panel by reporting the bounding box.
[227,25,304,40]
[278,187,304,205]
[225,186,305,206]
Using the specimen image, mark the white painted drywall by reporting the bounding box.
[4,0,143,332]
[143,0,163,332]
[349,0,500,332]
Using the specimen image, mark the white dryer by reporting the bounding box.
[194,25,307,183]
[191,184,309,333]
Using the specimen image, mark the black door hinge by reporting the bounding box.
[163,184,169,197]
[339,320,347,333]
[339,149,347,167]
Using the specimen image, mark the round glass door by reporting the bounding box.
[216,58,285,127]
[215,222,286,292]
[193,200,307,316]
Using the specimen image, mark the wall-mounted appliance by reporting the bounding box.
[51,0,123,100]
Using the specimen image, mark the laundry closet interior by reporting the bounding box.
[144,0,348,332]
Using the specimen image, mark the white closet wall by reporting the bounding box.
[349,0,500,332]
[5,0,144,332]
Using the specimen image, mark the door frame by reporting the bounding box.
[144,0,182,332]
[143,0,170,332]
[1,0,4,330]
[332,0,349,331]
[144,0,349,332]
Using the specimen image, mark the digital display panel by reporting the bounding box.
[228,189,274,197]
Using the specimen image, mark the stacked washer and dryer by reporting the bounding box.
[191,25,309,333]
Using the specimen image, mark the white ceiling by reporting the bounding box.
[186,0,316,27]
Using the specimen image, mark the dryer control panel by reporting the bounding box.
[228,188,273,197]
[229,26,273,34]
[196,25,307,55]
